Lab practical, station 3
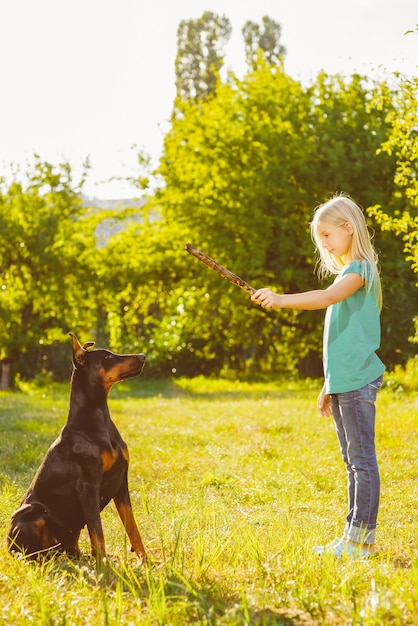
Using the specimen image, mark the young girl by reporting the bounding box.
[251,194,385,558]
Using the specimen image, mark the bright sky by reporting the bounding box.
[1,0,417,199]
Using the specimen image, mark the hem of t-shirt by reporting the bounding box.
[326,364,385,394]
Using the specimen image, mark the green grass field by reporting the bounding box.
[0,376,417,625]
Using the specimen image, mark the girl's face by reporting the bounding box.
[317,221,353,261]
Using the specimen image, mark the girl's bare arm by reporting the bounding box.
[251,273,363,310]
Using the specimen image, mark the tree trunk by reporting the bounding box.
[298,350,323,379]
[0,359,11,390]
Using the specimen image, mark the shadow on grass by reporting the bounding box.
[1,375,319,403]
[40,555,315,625]
[109,377,319,403]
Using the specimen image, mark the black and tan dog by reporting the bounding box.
[7,333,147,562]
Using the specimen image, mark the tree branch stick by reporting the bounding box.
[185,243,256,296]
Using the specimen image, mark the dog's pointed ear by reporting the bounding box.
[82,341,95,350]
[69,332,88,368]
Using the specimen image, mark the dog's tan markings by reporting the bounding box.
[101,450,118,472]
[32,519,56,550]
[89,530,106,558]
[33,519,45,538]
[122,447,130,462]
[98,366,116,395]
[114,501,146,560]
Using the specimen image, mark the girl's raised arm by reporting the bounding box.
[251,272,363,310]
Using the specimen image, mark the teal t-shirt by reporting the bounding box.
[323,260,385,394]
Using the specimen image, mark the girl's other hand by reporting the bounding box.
[318,385,332,416]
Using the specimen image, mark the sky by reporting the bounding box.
[1,0,417,199]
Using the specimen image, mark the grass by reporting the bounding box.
[0,375,417,624]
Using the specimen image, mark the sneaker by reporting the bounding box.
[315,539,374,559]
[312,537,344,554]
[334,540,374,559]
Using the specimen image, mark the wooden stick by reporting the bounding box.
[185,243,256,296]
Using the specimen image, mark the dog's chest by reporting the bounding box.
[100,442,127,475]
[99,445,128,506]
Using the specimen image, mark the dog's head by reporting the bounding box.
[7,502,62,559]
[69,333,146,396]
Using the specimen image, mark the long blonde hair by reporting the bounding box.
[310,193,382,309]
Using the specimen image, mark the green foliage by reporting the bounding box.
[242,15,286,70]
[307,72,397,203]
[384,356,418,391]
[306,71,418,366]
[1,39,417,382]
[158,63,323,375]
[175,11,232,102]
[0,158,92,378]
[367,73,418,344]
[89,216,198,375]
[1,380,418,623]
[150,63,415,374]
[0,157,147,384]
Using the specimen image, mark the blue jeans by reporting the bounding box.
[330,375,383,545]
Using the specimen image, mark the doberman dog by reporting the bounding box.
[7,333,147,562]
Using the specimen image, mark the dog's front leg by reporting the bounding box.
[113,479,147,562]
[76,480,106,561]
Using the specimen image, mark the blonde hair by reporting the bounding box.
[310,193,382,309]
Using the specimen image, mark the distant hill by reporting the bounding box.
[81,195,146,210]
[81,195,149,246]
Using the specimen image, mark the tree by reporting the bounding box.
[368,71,418,345]
[141,62,416,376]
[242,15,286,70]
[154,62,324,376]
[306,72,418,367]
[175,11,231,102]
[0,158,113,386]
